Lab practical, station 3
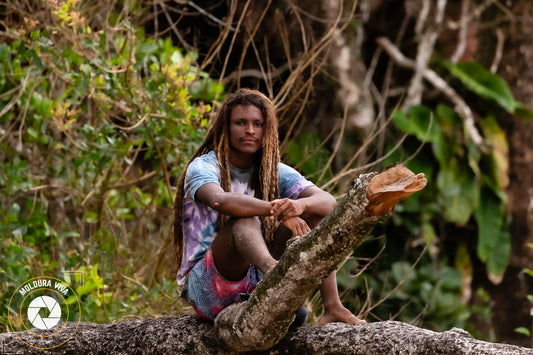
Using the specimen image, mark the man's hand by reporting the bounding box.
[281,216,311,237]
[270,198,306,222]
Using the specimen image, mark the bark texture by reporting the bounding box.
[1,316,532,354]
[488,0,533,345]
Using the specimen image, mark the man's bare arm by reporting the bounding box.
[196,183,272,217]
[270,185,336,222]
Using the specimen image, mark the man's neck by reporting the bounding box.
[229,151,256,169]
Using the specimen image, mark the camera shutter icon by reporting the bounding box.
[27,296,61,330]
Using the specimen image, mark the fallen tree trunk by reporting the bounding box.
[1,316,531,354]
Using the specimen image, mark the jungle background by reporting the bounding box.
[1,0,533,348]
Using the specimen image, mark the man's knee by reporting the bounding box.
[232,217,262,235]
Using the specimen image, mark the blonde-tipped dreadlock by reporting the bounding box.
[174,89,280,267]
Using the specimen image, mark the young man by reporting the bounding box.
[174,88,365,324]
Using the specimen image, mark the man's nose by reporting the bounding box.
[245,123,255,134]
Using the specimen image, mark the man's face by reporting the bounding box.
[229,104,264,162]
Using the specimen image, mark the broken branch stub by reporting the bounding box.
[366,164,427,216]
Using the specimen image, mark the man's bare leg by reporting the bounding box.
[271,213,365,325]
[212,217,277,281]
[317,271,366,324]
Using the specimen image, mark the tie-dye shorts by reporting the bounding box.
[184,249,261,320]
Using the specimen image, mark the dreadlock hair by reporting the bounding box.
[173,88,280,267]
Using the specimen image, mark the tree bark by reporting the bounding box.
[1,316,532,354]
[490,0,533,346]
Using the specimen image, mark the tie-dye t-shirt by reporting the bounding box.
[177,151,314,286]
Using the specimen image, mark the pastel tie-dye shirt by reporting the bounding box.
[177,151,313,286]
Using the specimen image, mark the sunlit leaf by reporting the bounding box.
[515,327,531,336]
[480,116,509,190]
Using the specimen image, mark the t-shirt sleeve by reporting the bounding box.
[278,162,315,199]
[183,154,221,201]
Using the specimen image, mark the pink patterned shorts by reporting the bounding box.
[184,249,261,320]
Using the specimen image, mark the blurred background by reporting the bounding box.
[1,0,532,347]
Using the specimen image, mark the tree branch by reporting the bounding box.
[405,0,447,107]
[376,36,485,148]
[214,164,427,351]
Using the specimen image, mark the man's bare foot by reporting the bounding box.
[317,304,367,325]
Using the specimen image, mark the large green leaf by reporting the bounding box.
[486,228,510,284]
[437,161,479,225]
[474,190,504,262]
[474,189,510,284]
[443,61,516,113]
[392,105,440,142]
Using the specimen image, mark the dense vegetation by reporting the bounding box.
[1,0,532,346]
[0,0,223,322]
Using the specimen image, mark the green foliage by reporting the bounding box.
[474,189,510,280]
[391,106,439,142]
[359,60,527,334]
[389,60,521,283]
[0,2,527,343]
[285,132,333,183]
[290,61,520,335]
[0,1,220,326]
[442,61,516,113]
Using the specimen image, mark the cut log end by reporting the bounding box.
[366,164,427,216]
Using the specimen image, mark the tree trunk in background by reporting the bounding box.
[484,0,533,346]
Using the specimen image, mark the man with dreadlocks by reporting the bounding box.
[174,88,365,325]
